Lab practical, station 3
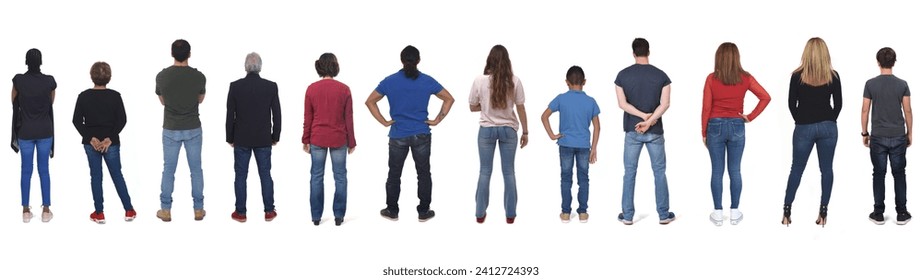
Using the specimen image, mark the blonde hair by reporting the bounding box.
[794,37,834,86]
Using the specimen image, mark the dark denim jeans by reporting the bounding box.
[84,144,133,213]
[706,118,746,210]
[234,146,275,214]
[870,135,908,213]
[386,133,432,215]
[784,121,837,207]
[559,146,590,214]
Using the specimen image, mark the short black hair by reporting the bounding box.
[566,65,585,85]
[877,47,896,68]
[315,53,340,77]
[172,39,191,62]
[632,38,650,57]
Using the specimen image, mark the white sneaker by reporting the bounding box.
[41,210,53,223]
[23,207,33,223]
[730,209,743,225]
[709,210,723,226]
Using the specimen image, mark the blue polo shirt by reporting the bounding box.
[375,70,444,138]
[548,90,600,149]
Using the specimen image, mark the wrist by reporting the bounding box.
[861,131,869,137]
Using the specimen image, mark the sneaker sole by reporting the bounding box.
[418,218,433,222]
[91,218,106,224]
[619,220,634,225]
[896,218,911,225]
[233,219,247,223]
[125,217,136,222]
[659,219,675,225]
[730,218,742,225]
[869,218,885,225]
[382,216,398,221]
[265,218,275,222]
[579,219,588,223]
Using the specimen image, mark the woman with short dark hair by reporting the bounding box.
[73,62,136,224]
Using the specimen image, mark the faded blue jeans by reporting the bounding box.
[310,144,348,221]
[622,131,671,221]
[475,126,518,219]
[706,118,746,210]
[160,128,204,210]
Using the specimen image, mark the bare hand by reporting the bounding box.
[348,147,355,154]
[425,119,441,126]
[908,134,913,148]
[635,122,651,134]
[272,142,277,147]
[520,134,529,148]
[589,148,598,164]
[303,144,311,153]
[702,137,707,146]
[383,120,395,127]
[90,137,102,151]
[228,143,234,148]
[863,136,870,148]
[549,133,563,141]
[100,138,112,153]
[739,113,751,123]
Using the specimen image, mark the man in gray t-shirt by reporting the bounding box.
[154,39,208,222]
[861,47,912,225]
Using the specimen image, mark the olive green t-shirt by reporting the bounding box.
[155,66,206,130]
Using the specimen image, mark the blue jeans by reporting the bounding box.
[19,137,53,207]
[84,144,133,213]
[706,118,746,210]
[234,146,275,214]
[784,121,837,206]
[622,132,670,220]
[160,128,204,210]
[870,135,908,213]
[385,133,432,215]
[475,126,518,218]
[310,144,348,221]
[559,146,590,214]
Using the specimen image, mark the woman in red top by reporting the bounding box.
[701,42,771,226]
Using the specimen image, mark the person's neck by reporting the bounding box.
[321,76,334,80]
[92,85,107,90]
[880,68,893,75]
[634,56,649,65]
[173,60,189,67]
[568,86,583,91]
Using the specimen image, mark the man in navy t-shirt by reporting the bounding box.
[365,45,455,222]
[614,38,676,225]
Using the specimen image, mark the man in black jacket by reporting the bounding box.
[226,52,282,223]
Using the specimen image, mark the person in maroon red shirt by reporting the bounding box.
[303,53,356,226]
[701,42,771,226]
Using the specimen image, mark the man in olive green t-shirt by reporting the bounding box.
[154,39,207,222]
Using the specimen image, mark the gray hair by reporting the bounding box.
[245,52,262,73]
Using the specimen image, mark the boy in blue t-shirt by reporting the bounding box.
[540,66,600,223]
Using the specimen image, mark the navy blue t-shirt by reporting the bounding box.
[375,70,444,139]
[614,64,671,135]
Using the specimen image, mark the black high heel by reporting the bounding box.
[782,205,792,226]
[816,205,828,227]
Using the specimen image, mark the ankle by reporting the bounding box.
[43,206,51,213]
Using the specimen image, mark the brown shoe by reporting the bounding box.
[560,213,571,223]
[156,209,172,222]
[579,213,589,223]
[194,209,206,221]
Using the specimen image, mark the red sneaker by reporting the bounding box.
[125,210,137,222]
[90,211,106,224]
[265,210,277,222]
[231,212,247,223]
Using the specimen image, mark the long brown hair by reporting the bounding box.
[714,42,748,85]
[794,37,834,86]
[483,45,514,109]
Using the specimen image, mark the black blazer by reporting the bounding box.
[225,73,281,148]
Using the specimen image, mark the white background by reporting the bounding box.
[2,0,919,279]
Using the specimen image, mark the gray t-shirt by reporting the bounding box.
[864,74,910,137]
[155,66,206,130]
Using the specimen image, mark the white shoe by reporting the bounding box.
[730,209,743,225]
[41,210,53,223]
[709,210,723,226]
[23,207,33,223]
